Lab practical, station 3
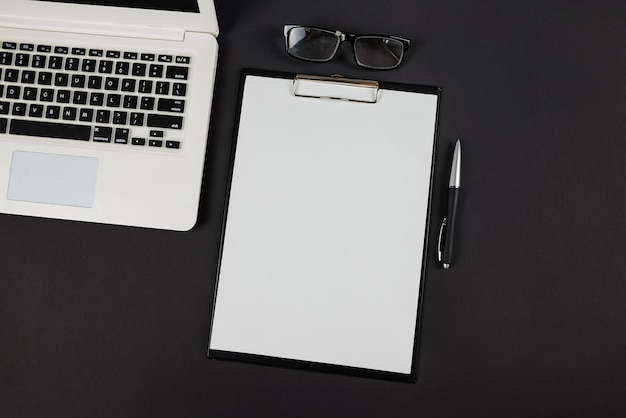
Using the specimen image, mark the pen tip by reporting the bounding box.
[449,142,461,188]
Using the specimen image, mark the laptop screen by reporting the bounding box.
[36,0,200,13]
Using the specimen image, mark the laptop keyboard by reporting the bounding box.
[0,40,191,150]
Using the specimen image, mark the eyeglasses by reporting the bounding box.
[283,25,410,70]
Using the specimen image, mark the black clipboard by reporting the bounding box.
[208,69,440,382]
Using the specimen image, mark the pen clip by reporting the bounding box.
[437,218,447,262]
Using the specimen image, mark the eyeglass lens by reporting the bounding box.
[286,27,340,61]
[354,37,405,69]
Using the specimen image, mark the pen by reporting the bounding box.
[438,140,461,269]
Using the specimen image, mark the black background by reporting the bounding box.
[2,0,626,417]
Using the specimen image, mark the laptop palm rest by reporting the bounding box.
[8,151,98,208]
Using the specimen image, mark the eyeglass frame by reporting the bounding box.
[283,24,411,70]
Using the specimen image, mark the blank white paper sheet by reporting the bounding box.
[209,73,439,377]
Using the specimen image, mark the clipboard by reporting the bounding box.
[208,69,440,382]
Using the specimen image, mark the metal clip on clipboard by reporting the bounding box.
[292,74,380,104]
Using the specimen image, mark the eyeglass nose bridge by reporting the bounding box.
[332,32,353,59]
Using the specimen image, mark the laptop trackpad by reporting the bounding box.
[8,151,98,208]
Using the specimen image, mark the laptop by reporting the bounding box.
[0,0,218,231]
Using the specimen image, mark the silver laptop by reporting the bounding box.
[0,0,218,230]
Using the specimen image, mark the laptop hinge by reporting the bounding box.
[0,16,185,41]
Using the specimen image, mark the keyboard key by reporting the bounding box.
[131,137,145,146]
[155,81,169,95]
[123,95,138,109]
[96,110,110,123]
[93,126,112,142]
[82,59,96,72]
[55,73,69,87]
[7,86,21,99]
[10,119,91,141]
[124,52,138,60]
[138,80,153,94]
[48,56,63,69]
[71,75,86,88]
[65,57,80,71]
[129,112,144,126]
[132,63,146,77]
[73,91,87,105]
[104,77,119,90]
[121,79,136,92]
[46,105,61,119]
[157,98,184,113]
[29,104,44,118]
[107,50,121,59]
[88,75,102,89]
[2,42,17,50]
[166,140,181,149]
[148,139,163,147]
[166,66,188,80]
[0,117,6,134]
[114,128,129,144]
[32,55,47,68]
[147,114,182,129]
[116,61,130,75]
[107,94,121,107]
[15,53,30,67]
[150,130,164,138]
[79,108,94,122]
[0,84,3,98]
[175,56,191,64]
[40,89,54,102]
[54,46,69,54]
[149,64,163,77]
[113,111,127,125]
[57,90,71,103]
[72,48,86,56]
[21,70,36,84]
[141,53,155,61]
[37,72,53,85]
[99,60,113,74]
[63,107,77,121]
[0,101,9,114]
[0,52,14,66]
[20,44,35,52]
[23,87,38,100]
[37,45,52,53]
[158,55,173,63]
[140,97,154,110]
[5,69,19,82]
[90,92,104,106]
[12,102,27,116]
[172,83,187,97]
[89,49,104,57]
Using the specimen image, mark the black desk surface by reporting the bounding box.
[2,0,626,416]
